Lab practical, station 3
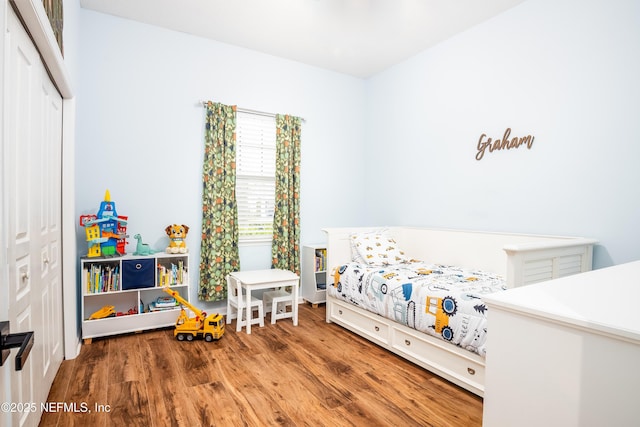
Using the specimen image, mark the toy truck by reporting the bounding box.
[162,287,224,342]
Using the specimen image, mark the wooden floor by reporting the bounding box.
[39,303,482,427]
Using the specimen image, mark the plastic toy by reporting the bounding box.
[133,234,158,256]
[89,305,115,320]
[115,216,129,254]
[162,287,224,341]
[165,224,189,254]
[79,190,128,257]
[116,307,138,317]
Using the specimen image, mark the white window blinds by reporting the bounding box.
[236,111,276,242]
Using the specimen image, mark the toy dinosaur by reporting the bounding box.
[133,234,157,256]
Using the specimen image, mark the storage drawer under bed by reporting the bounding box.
[329,300,390,346]
[392,327,485,390]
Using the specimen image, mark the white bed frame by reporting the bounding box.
[323,227,597,396]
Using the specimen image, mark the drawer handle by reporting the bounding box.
[405,339,411,346]
[467,367,476,375]
[135,263,142,270]
[374,326,379,332]
[338,309,343,315]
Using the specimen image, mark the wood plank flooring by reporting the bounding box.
[39,303,482,427]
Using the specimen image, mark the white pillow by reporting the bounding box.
[350,236,366,263]
[350,231,408,266]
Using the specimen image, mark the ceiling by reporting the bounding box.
[79,0,525,78]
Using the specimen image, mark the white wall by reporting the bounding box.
[76,10,367,310]
[364,0,640,269]
[76,0,640,319]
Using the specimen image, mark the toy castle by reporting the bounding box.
[79,190,128,257]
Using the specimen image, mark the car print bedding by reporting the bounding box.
[329,261,506,357]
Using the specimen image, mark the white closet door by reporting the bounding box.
[2,6,64,427]
[37,41,65,402]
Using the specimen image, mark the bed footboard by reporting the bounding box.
[505,240,596,288]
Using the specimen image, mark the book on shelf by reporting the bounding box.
[154,295,177,308]
[148,301,179,312]
[86,263,120,294]
[156,260,187,286]
[314,248,327,272]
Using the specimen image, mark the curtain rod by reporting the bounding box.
[199,100,305,122]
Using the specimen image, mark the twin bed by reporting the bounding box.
[323,227,597,396]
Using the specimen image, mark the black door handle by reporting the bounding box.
[0,321,35,371]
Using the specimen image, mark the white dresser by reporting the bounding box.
[482,261,640,427]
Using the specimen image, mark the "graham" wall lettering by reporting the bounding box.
[476,128,535,161]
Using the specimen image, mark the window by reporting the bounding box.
[236,111,276,243]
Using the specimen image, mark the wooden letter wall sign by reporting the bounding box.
[476,128,535,161]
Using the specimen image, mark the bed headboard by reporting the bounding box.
[322,227,597,288]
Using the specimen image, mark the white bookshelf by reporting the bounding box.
[81,253,189,342]
[301,244,327,305]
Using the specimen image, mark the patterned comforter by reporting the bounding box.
[328,261,507,357]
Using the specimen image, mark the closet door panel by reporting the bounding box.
[3,6,64,427]
[6,9,39,425]
[37,69,64,386]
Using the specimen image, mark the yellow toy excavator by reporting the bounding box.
[162,287,224,342]
[89,305,115,320]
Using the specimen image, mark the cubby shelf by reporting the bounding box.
[81,253,189,342]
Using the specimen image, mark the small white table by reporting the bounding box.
[228,269,300,334]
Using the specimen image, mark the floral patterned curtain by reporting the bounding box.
[199,102,240,301]
[271,114,302,275]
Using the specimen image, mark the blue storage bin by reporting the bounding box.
[122,258,155,289]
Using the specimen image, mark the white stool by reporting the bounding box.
[263,288,294,324]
